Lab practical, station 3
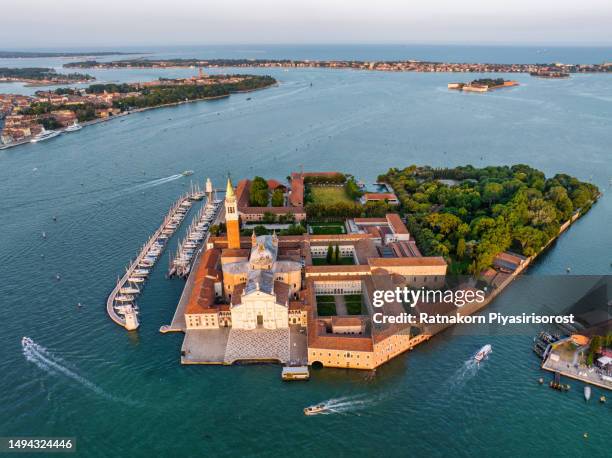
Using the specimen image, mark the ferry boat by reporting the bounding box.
[304,404,328,416]
[474,344,492,363]
[282,366,310,381]
[64,121,82,132]
[31,128,61,143]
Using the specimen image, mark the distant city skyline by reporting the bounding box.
[2,0,612,48]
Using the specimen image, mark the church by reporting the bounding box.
[223,231,302,329]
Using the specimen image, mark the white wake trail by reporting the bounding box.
[22,337,135,405]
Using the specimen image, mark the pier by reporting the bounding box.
[106,193,194,330]
[168,197,223,278]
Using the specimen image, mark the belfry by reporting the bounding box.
[224,177,241,249]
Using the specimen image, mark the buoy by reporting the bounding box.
[52,216,57,221]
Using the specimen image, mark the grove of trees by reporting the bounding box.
[379,165,599,274]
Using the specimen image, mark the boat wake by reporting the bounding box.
[22,337,136,405]
[313,394,377,415]
[448,358,483,391]
[119,174,184,195]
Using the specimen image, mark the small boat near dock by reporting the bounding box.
[282,366,310,381]
[584,385,591,401]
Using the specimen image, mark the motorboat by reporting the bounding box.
[584,386,592,401]
[304,404,328,416]
[64,121,82,132]
[181,170,194,176]
[474,344,492,363]
[115,295,135,302]
[120,287,140,294]
[31,128,61,143]
[128,277,145,283]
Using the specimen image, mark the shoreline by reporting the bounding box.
[0,83,276,151]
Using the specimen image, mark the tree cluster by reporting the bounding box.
[379,164,599,274]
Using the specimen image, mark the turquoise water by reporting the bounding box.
[1,48,612,456]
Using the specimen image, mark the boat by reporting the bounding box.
[128,277,145,283]
[304,404,328,416]
[584,386,591,401]
[474,344,492,363]
[31,128,61,143]
[64,121,82,132]
[282,366,310,381]
[181,170,194,176]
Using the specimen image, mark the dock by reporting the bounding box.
[168,197,223,278]
[106,193,194,330]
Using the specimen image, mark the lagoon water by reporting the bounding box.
[1,46,611,456]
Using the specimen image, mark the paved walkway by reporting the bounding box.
[224,328,290,364]
[181,328,230,364]
[334,295,348,315]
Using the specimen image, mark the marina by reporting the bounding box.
[105,193,195,330]
[168,194,223,278]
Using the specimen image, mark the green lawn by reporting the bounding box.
[312,257,355,266]
[309,186,353,205]
[317,299,337,316]
[345,294,363,315]
[309,222,346,235]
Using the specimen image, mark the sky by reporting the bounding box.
[2,0,612,48]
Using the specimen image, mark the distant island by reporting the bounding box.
[0,51,140,58]
[0,73,276,146]
[63,58,612,74]
[0,67,95,86]
[447,78,519,92]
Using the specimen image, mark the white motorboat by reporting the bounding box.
[120,287,140,294]
[64,121,82,132]
[584,386,592,401]
[128,277,145,283]
[474,344,492,363]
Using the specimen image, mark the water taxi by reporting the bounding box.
[474,344,492,363]
[304,404,328,416]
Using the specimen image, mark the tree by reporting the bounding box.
[482,182,504,206]
[271,189,284,206]
[249,176,269,207]
[326,244,333,264]
[456,238,466,259]
[333,245,340,264]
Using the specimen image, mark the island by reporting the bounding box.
[0,51,140,58]
[0,67,94,86]
[63,58,612,74]
[0,73,276,146]
[153,166,599,376]
[447,78,519,92]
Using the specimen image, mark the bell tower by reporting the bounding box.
[225,176,241,249]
